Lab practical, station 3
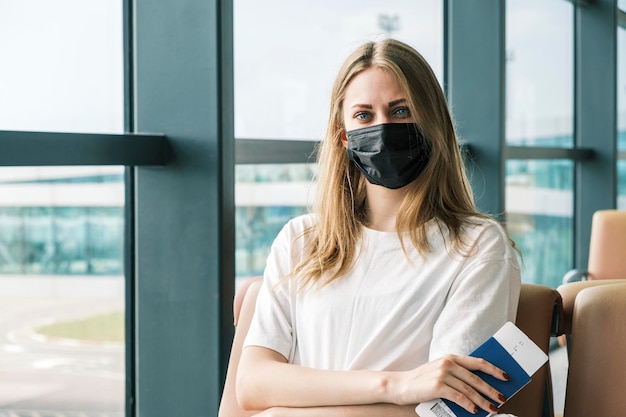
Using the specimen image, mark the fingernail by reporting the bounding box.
[498,393,507,403]
[503,372,511,381]
[473,406,479,414]
[489,403,499,413]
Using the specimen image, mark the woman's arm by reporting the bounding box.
[237,346,507,415]
[253,404,417,417]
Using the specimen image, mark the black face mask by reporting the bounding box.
[346,123,430,189]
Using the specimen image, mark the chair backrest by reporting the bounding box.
[559,282,626,417]
[587,209,626,280]
[219,276,263,417]
[233,276,263,326]
[499,283,562,417]
[557,279,626,335]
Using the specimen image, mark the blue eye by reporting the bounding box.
[394,107,410,117]
[355,112,371,121]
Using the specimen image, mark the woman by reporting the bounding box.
[235,39,521,416]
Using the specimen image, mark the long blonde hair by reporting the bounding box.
[292,39,490,288]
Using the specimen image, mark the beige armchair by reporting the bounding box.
[563,210,626,283]
[556,281,626,417]
[499,283,562,417]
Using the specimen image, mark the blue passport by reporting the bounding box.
[415,322,548,417]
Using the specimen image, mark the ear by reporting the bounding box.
[340,129,348,148]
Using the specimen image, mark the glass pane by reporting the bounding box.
[505,160,574,287]
[506,0,573,147]
[235,163,315,284]
[234,0,443,140]
[0,167,125,416]
[0,1,125,415]
[0,0,123,134]
[618,0,625,230]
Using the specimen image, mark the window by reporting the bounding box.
[505,160,573,286]
[0,1,125,415]
[235,163,314,278]
[505,0,574,286]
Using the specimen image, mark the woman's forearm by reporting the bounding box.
[237,346,394,410]
[256,404,418,417]
[238,347,509,415]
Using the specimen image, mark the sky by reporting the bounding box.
[233,0,443,140]
[0,0,124,134]
[0,0,624,142]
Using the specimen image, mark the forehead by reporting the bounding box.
[343,67,405,105]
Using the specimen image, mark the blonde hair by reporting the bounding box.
[292,39,490,288]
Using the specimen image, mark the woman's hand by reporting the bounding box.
[389,354,509,415]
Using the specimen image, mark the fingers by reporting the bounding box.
[436,355,508,414]
[442,374,500,414]
[454,355,510,381]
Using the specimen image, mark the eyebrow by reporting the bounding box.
[388,98,407,107]
[350,98,407,109]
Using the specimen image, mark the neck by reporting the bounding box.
[364,182,409,232]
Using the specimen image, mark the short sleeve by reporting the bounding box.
[243,216,308,360]
[429,222,521,359]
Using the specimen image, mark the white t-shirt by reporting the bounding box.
[244,214,521,372]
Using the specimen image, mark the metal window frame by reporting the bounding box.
[235,138,318,164]
[445,0,506,220]
[574,0,618,268]
[131,0,234,416]
[0,131,166,166]
[504,146,594,160]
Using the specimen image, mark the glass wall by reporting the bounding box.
[233,0,444,280]
[505,0,574,287]
[0,1,125,415]
[235,163,314,278]
[505,160,574,287]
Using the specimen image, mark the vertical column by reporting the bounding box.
[122,1,136,414]
[133,0,235,416]
[445,0,506,220]
[575,0,617,269]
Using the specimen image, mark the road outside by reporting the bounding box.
[0,276,124,417]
